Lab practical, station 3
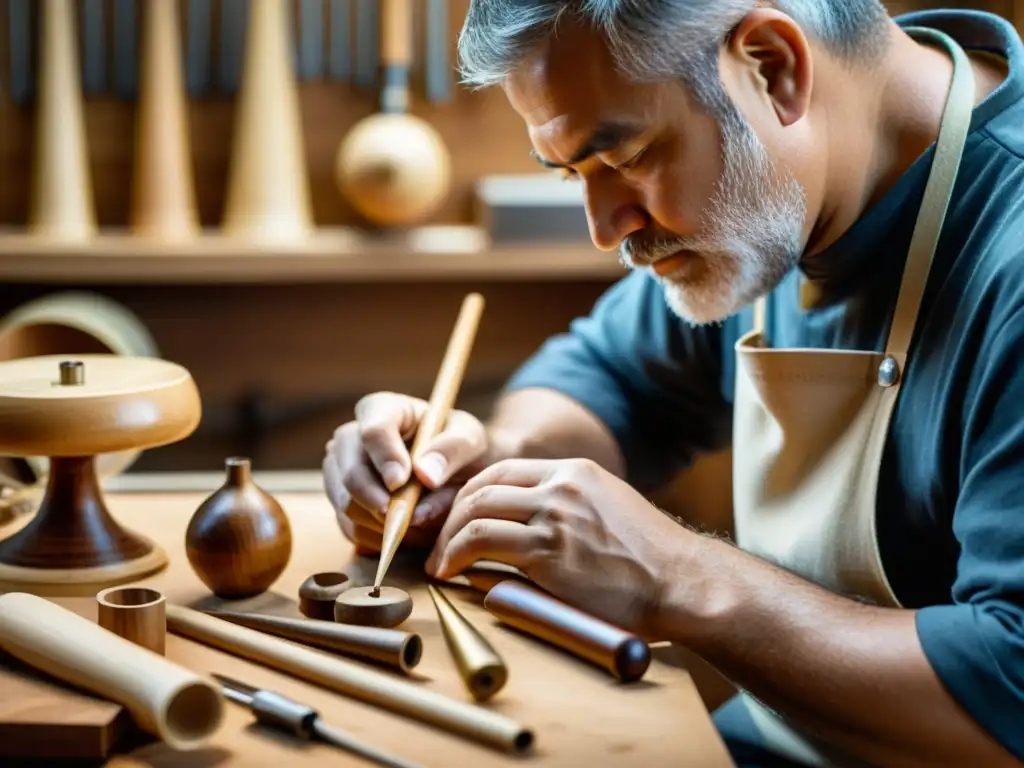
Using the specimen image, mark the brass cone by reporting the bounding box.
[427,584,507,701]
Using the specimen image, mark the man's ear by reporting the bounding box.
[723,8,813,127]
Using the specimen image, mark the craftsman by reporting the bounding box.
[323,3,1024,766]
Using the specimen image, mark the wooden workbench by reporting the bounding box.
[0,486,734,767]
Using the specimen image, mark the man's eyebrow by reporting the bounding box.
[530,121,643,168]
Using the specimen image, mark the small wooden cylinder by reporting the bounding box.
[96,586,167,655]
[298,571,352,620]
[483,581,651,683]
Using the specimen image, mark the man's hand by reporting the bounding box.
[425,457,693,635]
[323,391,490,554]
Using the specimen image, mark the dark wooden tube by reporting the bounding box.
[202,609,422,674]
[482,581,651,683]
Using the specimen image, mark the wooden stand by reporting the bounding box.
[0,355,201,594]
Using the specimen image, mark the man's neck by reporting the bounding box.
[804,23,1008,260]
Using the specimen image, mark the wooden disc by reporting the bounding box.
[0,354,200,456]
[298,571,353,620]
[333,586,413,628]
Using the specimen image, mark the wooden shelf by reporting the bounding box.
[0,226,624,284]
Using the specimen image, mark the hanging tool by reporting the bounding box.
[212,673,423,768]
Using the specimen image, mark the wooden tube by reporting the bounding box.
[373,293,485,590]
[483,581,652,684]
[28,0,96,240]
[96,585,167,656]
[131,0,200,241]
[166,604,534,754]
[427,584,507,702]
[202,609,423,674]
[0,592,224,750]
[222,0,314,242]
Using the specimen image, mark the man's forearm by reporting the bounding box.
[660,536,1017,768]
[483,387,626,478]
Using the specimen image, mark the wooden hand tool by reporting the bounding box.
[0,593,224,750]
[214,673,423,768]
[0,355,201,594]
[166,604,534,753]
[428,584,507,702]
[483,580,652,684]
[28,0,97,241]
[202,609,423,674]
[372,292,486,594]
[222,0,314,242]
[131,0,201,241]
[335,0,452,225]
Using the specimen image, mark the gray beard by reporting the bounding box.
[620,101,807,326]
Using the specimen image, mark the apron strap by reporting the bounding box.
[750,28,974,352]
[883,27,975,365]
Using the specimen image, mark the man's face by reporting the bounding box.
[504,22,808,325]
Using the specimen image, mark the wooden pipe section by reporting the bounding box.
[0,592,224,750]
[222,0,314,242]
[28,0,97,241]
[483,580,652,684]
[131,0,200,241]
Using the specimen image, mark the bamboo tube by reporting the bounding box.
[373,293,486,591]
[483,581,652,683]
[166,603,534,754]
[222,0,314,242]
[0,592,224,750]
[202,609,423,674]
[427,584,507,702]
[131,0,200,240]
[28,0,96,240]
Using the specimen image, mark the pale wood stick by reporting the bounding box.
[0,593,223,750]
[165,603,533,753]
[373,292,486,591]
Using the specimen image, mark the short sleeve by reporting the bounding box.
[504,270,731,491]
[915,304,1024,760]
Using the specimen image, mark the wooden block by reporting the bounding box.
[0,654,131,759]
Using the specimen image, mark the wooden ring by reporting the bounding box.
[298,571,353,620]
[334,586,413,628]
[96,585,167,655]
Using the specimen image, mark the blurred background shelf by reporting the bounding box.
[0,228,623,284]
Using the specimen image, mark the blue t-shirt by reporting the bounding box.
[505,9,1024,760]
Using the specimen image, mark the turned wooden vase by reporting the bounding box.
[185,457,292,599]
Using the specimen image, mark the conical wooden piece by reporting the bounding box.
[427,584,507,701]
[202,609,423,674]
[28,0,96,240]
[222,0,313,242]
[131,0,200,241]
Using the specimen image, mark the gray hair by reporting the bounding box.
[458,0,891,112]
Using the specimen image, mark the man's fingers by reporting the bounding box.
[430,518,549,579]
[412,410,488,489]
[345,500,385,531]
[429,484,542,573]
[451,458,557,508]
[355,393,428,491]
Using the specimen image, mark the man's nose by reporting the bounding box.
[583,182,647,252]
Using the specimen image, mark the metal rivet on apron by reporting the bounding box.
[878,356,900,387]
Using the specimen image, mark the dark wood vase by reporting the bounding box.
[185,457,292,599]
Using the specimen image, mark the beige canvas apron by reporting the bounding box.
[730,27,976,766]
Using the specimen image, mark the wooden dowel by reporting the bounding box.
[373,292,485,590]
[165,604,534,754]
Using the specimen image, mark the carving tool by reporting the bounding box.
[372,292,486,594]
[425,0,451,102]
[186,0,213,96]
[328,0,350,81]
[212,673,422,768]
[299,0,325,79]
[112,0,138,98]
[81,0,106,94]
[427,584,508,701]
[166,605,535,753]
[8,0,31,104]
